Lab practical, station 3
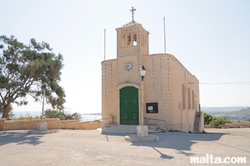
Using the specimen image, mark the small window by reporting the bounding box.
[146,103,158,113]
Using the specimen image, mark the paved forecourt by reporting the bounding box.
[0,128,249,166]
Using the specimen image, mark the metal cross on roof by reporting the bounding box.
[130,7,136,22]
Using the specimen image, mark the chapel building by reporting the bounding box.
[101,11,204,133]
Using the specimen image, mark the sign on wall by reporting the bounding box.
[146,103,158,113]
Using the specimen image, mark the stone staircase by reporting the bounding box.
[101,124,163,134]
[193,112,201,133]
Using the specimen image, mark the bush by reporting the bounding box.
[209,118,230,127]
[204,112,230,127]
[204,113,213,125]
[92,119,101,123]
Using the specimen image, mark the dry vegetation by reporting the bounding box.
[205,121,250,128]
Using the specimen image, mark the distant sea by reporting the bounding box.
[13,111,102,122]
[81,114,102,122]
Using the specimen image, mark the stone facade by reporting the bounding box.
[102,21,203,133]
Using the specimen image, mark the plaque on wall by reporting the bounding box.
[146,103,158,113]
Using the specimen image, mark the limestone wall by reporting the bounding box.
[101,53,203,132]
[0,118,101,131]
[143,54,172,128]
[101,59,118,126]
[167,54,200,132]
[142,53,201,132]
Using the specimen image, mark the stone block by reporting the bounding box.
[137,125,148,137]
[0,118,5,131]
[37,122,47,131]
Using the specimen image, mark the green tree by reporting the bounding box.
[204,112,213,125]
[0,35,65,118]
[45,109,66,120]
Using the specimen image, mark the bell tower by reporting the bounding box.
[115,7,150,86]
[116,7,149,58]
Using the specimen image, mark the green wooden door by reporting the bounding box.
[120,86,139,125]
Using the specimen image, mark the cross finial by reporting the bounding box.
[130,7,136,22]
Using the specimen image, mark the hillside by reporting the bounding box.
[201,107,248,113]
[226,107,250,116]
[203,107,250,121]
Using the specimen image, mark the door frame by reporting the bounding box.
[116,83,141,125]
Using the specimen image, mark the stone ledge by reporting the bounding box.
[125,134,160,143]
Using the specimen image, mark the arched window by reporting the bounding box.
[121,35,125,47]
[132,33,137,46]
[188,88,191,109]
[127,34,131,46]
[182,84,186,109]
[192,90,195,109]
[141,35,144,47]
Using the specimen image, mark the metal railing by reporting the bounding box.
[101,117,117,127]
[144,117,168,131]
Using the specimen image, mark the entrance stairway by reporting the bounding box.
[101,124,163,134]
[193,112,201,133]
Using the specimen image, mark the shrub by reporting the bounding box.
[209,118,229,127]
[204,113,213,125]
[92,119,101,123]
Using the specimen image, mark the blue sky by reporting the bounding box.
[1,0,250,115]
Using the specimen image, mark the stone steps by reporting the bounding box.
[101,124,163,134]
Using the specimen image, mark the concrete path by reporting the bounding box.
[0,128,249,166]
